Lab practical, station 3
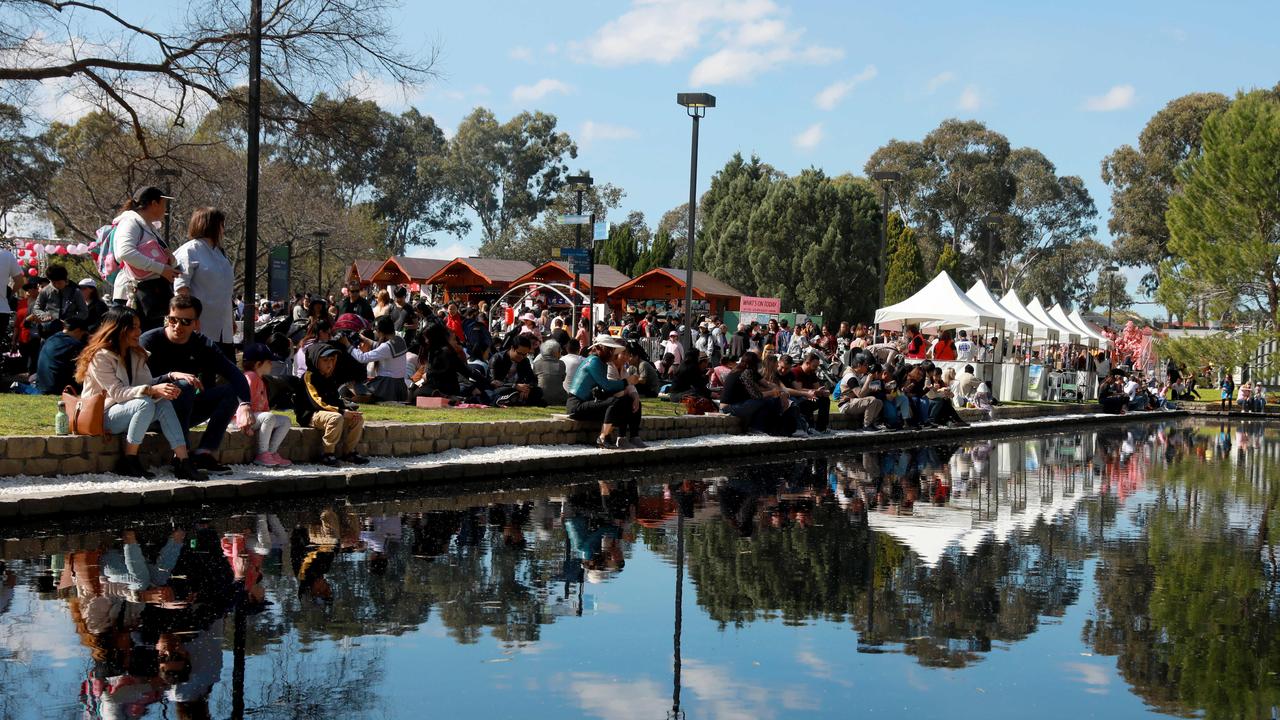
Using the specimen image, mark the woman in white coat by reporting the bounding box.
[174,207,236,357]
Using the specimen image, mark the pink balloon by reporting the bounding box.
[24,242,35,251]
[55,246,67,255]
[27,268,36,276]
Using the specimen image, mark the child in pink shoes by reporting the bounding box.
[242,343,293,466]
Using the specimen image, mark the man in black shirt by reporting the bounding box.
[490,334,544,407]
[786,351,831,432]
[141,295,253,473]
[337,283,374,322]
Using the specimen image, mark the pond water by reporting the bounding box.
[1,419,1278,720]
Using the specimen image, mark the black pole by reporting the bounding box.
[589,212,596,324]
[243,0,262,332]
[878,185,888,307]
[574,187,583,288]
[683,114,699,351]
[231,602,246,720]
[671,508,684,719]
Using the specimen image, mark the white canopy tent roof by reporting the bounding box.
[1049,303,1088,346]
[999,290,1055,340]
[1027,297,1080,344]
[1067,309,1110,346]
[874,271,1004,332]
[966,280,1032,335]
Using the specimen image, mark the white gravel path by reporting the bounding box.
[0,412,1121,500]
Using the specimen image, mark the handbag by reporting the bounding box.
[62,386,107,436]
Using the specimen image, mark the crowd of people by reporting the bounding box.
[0,187,1269,479]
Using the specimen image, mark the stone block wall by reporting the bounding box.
[5,412,743,478]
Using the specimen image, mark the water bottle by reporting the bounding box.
[54,400,69,435]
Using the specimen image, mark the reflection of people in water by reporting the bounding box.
[0,561,15,616]
[563,482,638,583]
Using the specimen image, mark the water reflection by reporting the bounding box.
[1,420,1278,719]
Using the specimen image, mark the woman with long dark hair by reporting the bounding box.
[74,308,206,479]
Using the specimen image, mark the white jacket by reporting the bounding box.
[81,348,155,409]
[111,210,172,298]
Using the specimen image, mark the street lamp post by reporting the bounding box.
[567,174,593,328]
[155,168,181,248]
[982,214,1003,286]
[676,93,715,351]
[1105,264,1120,328]
[871,171,901,307]
[312,230,330,297]
[242,0,263,331]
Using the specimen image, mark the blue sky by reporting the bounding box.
[367,0,1278,306]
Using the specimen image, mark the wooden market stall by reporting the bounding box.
[509,261,631,304]
[366,256,449,289]
[346,260,385,286]
[424,258,534,303]
[607,267,742,317]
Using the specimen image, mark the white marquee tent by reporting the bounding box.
[999,290,1054,340]
[1027,297,1080,344]
[1049,303,1088,346]
[1067,309,1110,346]
[966,280,1033,336]
[874,271,1003,332]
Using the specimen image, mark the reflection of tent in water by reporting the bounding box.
[872,440,1097,568]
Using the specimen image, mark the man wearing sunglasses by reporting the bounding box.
[141,294,253,473]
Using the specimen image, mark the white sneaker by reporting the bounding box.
[791,429,809,438]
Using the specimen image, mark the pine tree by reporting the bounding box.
[884,223,926,304]
[934,243,961,282]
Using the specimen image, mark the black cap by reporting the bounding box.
[242,342,280,363]
[63,317,90,332]
[318,345,342,359]
[131,186,174,205]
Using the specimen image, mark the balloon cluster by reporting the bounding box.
[13,239,102,271]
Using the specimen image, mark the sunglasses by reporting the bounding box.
[165,315,195,327]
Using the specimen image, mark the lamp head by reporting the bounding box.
[871,170,901,184]
[311,229,331,239]
[1105,265,1120,273]
[677,92,716,117]
[567,174,594,187]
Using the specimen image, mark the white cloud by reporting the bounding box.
[580,120,639,146]
[412,241,475,261]
[957,85,981,111]
[689,43,842,85]
[794,122,824,150]
[578,0,778,65]
[511,78,572,103]
[1083,84,1135,112]
[508,45,534,62]
[814,64,877,110]
[577,0,843,86]
[926,70,956,93]
[345,71,424,109]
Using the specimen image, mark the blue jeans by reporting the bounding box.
[100,539,183,590]
[171,380,238,453]
[105,397,186,448]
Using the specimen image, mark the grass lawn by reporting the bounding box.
[0,393,687,436]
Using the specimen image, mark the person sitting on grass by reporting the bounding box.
[341,315,408,404]
[567,334,645,450]
[532,338,568,406]
[491,334,545,407]
[295,344,368,466]
[838,355,886,431]
[625,342,662,398]
[241,343,293,467]
[1097,372,1128,414]
[926,366,968,427]
[76,308,207,480]
[36,316,88,394]
[668,349,712,403]
[786,350,832,434]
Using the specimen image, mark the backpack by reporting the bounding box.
[95,222,121,284]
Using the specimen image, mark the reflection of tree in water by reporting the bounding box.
[1085,432,1280,720]
[239,632,387,720]
[685,460,1088,668]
